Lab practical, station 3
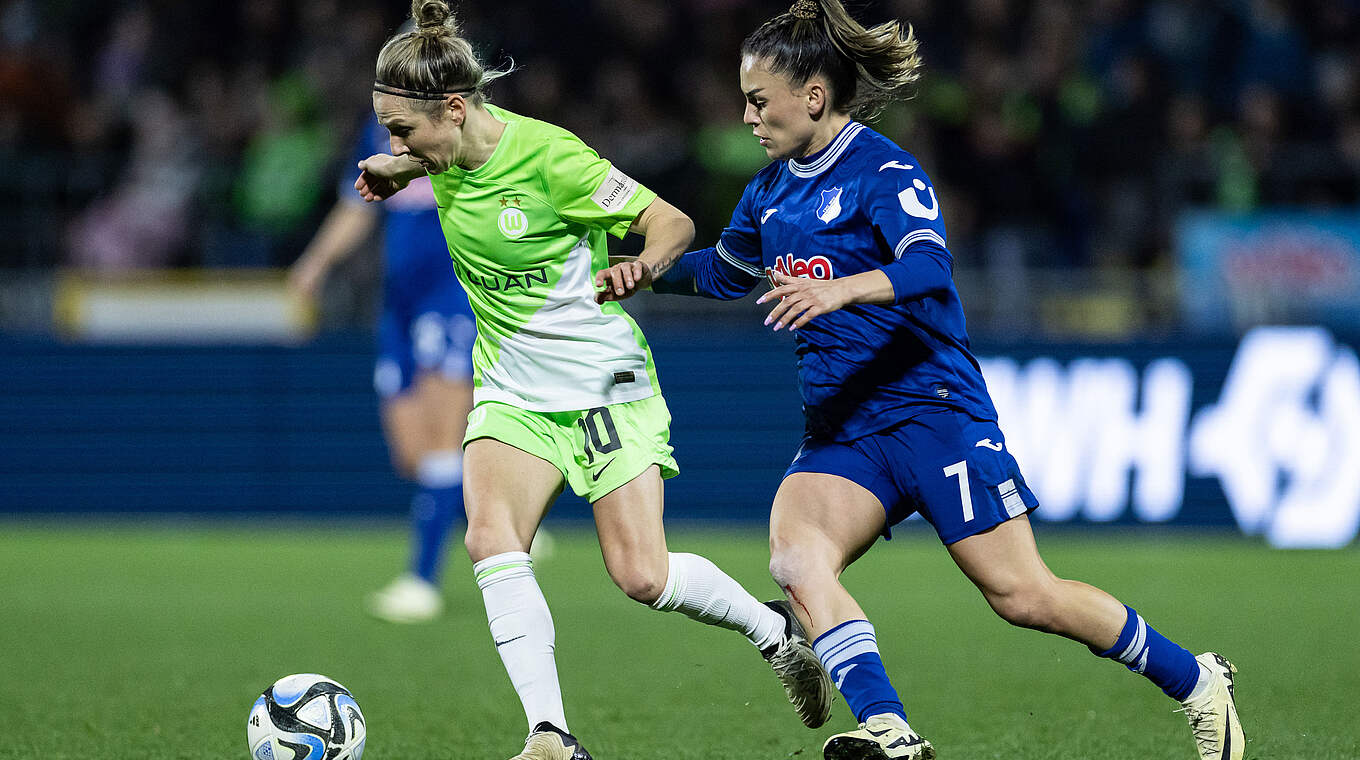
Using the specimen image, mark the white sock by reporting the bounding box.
[650,552,786,651]
[1182,661,1215,703]
[474,552,567,732]
[417,450,463,488]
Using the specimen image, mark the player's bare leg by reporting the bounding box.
[463,438,558,560]
[368,373,473,622]
[591,465,670,604]
[463,438,584,758]
[948,515,1242,759]
[770,473,933,758]
[769,473,884,636]
[594,466,833,728]
[946,515,1128,645]
[383,373,473,479]
[369,390,444,621]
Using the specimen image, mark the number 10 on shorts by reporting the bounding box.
[577,407,622,464]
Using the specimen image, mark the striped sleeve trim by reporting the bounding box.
[893,229,947,259]
[716,241,764,278]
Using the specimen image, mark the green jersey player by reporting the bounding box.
[355,3,833,759]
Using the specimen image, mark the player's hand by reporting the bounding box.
[595,255,653,304]
[354,154,415,202]
[756,270,850,331]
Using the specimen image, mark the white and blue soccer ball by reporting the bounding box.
[247,674,366,760]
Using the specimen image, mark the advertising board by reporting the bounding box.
[981,327,1359,548]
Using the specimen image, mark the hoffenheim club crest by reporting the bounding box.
[817,187,843,223]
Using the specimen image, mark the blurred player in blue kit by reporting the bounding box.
[603,1,1246,758]
[290,112,474,623]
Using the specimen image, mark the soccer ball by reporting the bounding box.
[247,673,366,760]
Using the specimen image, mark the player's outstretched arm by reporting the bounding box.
[757,269,895,331]
[595,197,695,304]
[354,154,426,202]
[288,201,379,298]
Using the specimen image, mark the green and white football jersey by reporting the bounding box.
[428,104,660,412]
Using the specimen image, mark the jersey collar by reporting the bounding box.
[787,122,865,179]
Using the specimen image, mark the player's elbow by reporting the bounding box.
[660,215,696,255]
[677,215,696,247]
[639,198,695,249]
[655,200,695,239]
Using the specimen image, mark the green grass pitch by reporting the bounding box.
[1,521,1355,759]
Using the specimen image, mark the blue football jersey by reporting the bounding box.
[656,122,997,441]
[349,115,458,308]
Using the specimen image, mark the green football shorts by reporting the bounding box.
[463,394,679,502]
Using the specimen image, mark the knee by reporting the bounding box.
[768,549,801,591]
[768,533,832,593]
[461,526,496,563]
[610,563,667,605]
[462,522,526,563]
[985,583,1061,632]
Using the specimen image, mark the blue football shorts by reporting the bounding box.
[374,277,475,400]
[785,407,1039,544]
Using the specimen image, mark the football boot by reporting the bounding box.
[366,574,443,623]
[822,714,935,760]
[510,722,592,760]
[1178,653,1244,760]
[762,599,835,728]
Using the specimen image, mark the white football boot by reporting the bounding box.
[365,573,443,623]
[510,722,592,760]
[762,600,835,728]
[1179,653,1244,760]
[822,714,935,760]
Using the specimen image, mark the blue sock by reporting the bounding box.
[1093,605,1201,701]
[410,451,464,584]
[813,620,907,724]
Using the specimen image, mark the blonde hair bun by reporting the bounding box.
[412,0,456,35]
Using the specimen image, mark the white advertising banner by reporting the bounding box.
[982,327,1360,548]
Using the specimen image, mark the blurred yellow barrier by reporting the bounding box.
[53,269,318,343]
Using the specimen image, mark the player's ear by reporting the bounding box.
[444,94,467,127]
[805,79,828,120]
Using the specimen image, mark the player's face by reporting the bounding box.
[373,93,460,174]
[740,55,818,160]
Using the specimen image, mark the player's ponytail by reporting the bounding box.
[742,0,922,121]
[374,0,515,114]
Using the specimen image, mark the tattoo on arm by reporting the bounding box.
[646,247,685,279]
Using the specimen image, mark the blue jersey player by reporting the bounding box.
[601,2,1244,759]
[289,112,474,623]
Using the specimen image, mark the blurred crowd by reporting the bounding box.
[2,0,1358,283]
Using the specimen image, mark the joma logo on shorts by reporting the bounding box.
[458,263,550,292]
